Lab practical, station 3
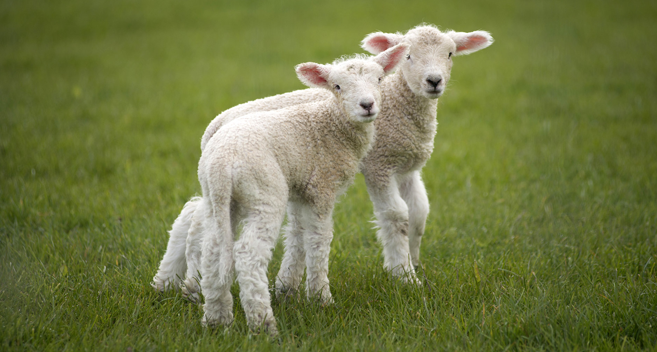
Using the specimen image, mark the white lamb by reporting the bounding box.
[152,24,493,297]
[275,25,493,291]
[189,44,409,334]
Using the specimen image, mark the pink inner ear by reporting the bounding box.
[383,46,406,72]
[367,36,392,53]
[299,65,327,86]
[457,35,488,52]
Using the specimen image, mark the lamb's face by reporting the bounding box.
[328,60,385,123]
[399,27,456,99]
[295,43,408,124]
[360,25,493,100]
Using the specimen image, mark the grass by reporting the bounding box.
[1,0,656,350]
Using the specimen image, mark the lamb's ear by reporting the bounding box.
[373,43,409,75]
[361,32,404,54]
[295,62,331,89]
[447,30,494,56]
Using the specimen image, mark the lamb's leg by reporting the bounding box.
[302,205,334,305]
[234,202,286,336]
[398,171,430,269]
[182,207,205,302]
[152,197,200,291]
[275,201,306,299]
[200,199,234,328]
[366,176,419,283]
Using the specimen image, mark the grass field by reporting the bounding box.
[1,0,656,350]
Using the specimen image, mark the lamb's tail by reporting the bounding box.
[152,197,203,292]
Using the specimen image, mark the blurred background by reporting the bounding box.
[1,0,655,349]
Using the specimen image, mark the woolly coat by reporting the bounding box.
[200,99,375,216]
[200,68,438,191]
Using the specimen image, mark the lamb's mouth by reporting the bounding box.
[358,113,377,122]
[425,88,443,98]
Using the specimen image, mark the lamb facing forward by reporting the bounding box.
[152,25,493,297]
[278,26,493,290]
[191,44,408,334]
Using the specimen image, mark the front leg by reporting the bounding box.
[365,175,419,283]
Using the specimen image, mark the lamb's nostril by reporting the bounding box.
[360,101,374,111]
[426,78,442,88]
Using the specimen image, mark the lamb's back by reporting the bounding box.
[200,88,333,151]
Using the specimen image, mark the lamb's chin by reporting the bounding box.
[423,90,443,99]
[355,113,377,123]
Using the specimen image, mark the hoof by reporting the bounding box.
[399,273,421,285]
[389,267,421,285]
[182,286,201,303]
[181,279,202,303]
[249,319,278,337]
[275,286,300,302]
[201,312,234,328]
[321,297,334,307]
[318,292,334,306]
[151,277,169,292]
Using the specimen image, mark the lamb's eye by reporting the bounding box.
[378,77,382,83]
[334,84,341,91]
[406,54,411,60]
[448,52,453,59]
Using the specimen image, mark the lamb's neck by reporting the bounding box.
[324,101,375,157]
[388,70,439,126]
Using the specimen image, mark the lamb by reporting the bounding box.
[275,25,493,292]
[152,24,493,297]
[187,44,409,334]
[152,92,333,299]
[344,26,494,280]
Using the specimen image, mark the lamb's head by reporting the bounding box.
[296,43,409,123]
[361,24,493,99]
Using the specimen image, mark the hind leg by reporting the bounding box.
[234,198,287,335]
[200,197,235,328]
[152,198,200,291]
[183,199,243,302]
[182,201,207,302]
[275,201,306,299]
[302,204,335,304]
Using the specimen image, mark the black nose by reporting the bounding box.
[360,101,374,111]
[426,77,442,88]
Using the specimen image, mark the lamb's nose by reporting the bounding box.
[426,77,442,88]
[360,101,374,111]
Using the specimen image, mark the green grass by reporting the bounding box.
[1,0,656,350]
